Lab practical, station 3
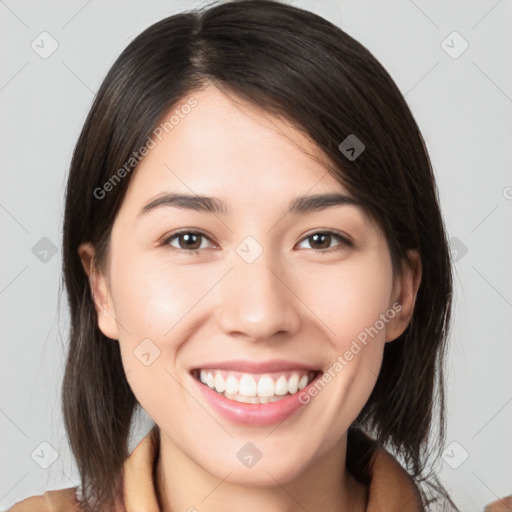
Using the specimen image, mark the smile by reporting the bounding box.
[189,360,323,426]
[191,368,319,405]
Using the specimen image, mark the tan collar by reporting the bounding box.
[121,427,423,511]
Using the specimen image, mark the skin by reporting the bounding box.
[79,84,421,512]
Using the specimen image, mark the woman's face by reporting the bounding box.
[80,84,419,485]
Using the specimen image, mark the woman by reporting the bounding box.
[8,1,508,511]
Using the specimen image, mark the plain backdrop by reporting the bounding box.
[0,1,511,510]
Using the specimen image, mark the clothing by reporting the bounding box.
[7,428,506,511]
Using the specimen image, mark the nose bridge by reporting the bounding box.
[216,242,301,340]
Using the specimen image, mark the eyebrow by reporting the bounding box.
[139,192,361,217]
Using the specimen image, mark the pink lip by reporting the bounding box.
[190,359,320,374]
[190,370,321,427]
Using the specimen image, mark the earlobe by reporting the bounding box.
[385,250,422,342]
[78,242,120,340]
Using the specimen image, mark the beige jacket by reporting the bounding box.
[6,429,510,512]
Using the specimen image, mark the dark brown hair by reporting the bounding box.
[61,1,457,510]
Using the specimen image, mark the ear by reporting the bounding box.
[385,249,422,343]
[78,242,120,340]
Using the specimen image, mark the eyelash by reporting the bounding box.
[159,229,353,256]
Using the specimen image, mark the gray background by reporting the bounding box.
[1,0,511,510]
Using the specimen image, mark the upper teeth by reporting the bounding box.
[197,369,314,399]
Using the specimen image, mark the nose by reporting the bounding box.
[216,252,302,342]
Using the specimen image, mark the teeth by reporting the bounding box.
[194,369,318,403]
[288,373,299,394]
[239,375,257,397]
[225,375,239,395]
[275,375,289,395]
[214,372,225,393]
[257,376,274,397]
[298,374,309,390]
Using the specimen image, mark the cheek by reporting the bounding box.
[296,254,394,413]
[303,254,394,347]
[107,254,224,410]
[110,255,212,340]
[107,256,200,421]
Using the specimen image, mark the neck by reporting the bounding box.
[155,429,367,512]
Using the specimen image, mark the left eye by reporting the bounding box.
[296,231,351,252]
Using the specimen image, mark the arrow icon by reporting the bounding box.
[32,237,58,263]
[31,441,59,468]
[338,134,365,161]
[134,339,161,366]
[440,31,468,59]
[237,441,262,467]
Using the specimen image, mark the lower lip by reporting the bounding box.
[191,373,320,427]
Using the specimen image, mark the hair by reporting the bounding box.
[61,0,457,510]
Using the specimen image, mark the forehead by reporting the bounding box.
[120,85,357,216]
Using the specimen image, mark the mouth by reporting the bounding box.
[190,368,321,405]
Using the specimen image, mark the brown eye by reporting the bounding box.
[176,233,202,250]
[162,231,214,254]
[297,231,352,252]
[308,233,333,250]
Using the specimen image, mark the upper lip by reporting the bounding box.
[191,359,321,374]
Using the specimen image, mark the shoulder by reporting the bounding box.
[6,487,80,512]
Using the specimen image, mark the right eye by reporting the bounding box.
[160,230,216,255]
